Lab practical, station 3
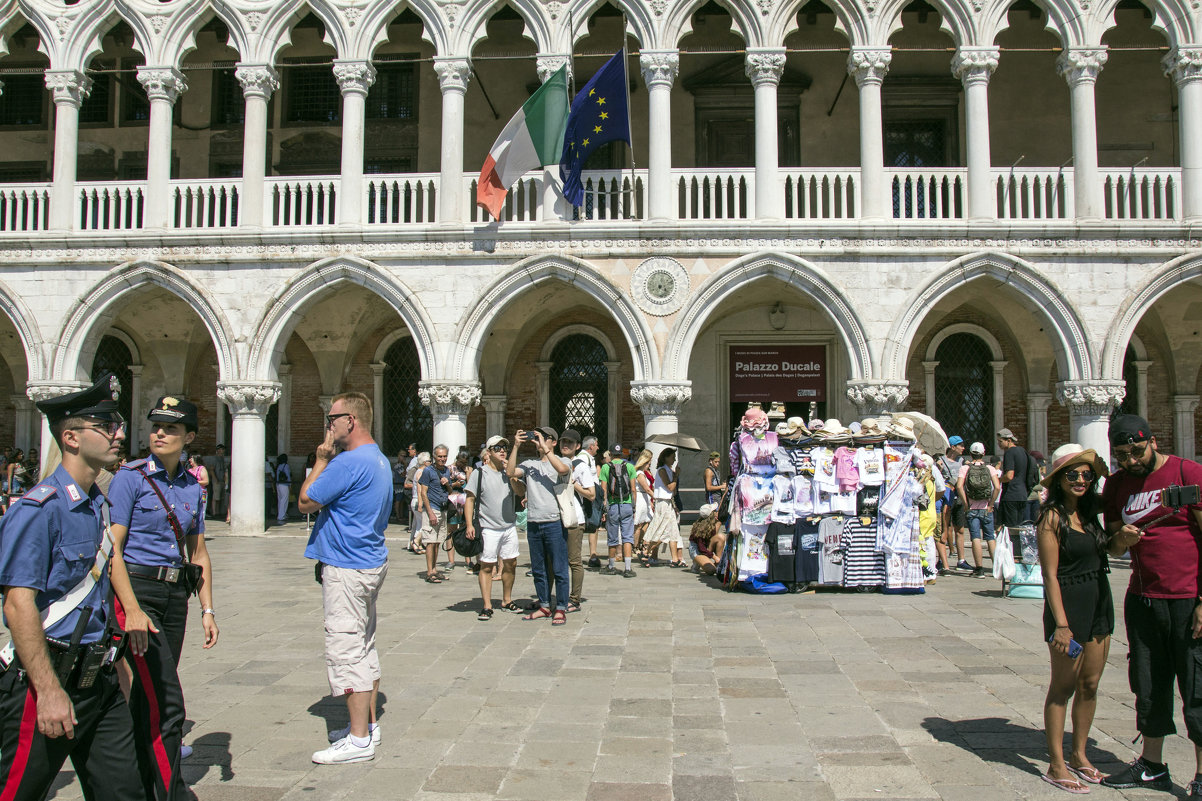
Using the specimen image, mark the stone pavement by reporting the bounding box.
[43,522,1199,800]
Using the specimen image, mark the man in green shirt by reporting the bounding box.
[598,443,638,577]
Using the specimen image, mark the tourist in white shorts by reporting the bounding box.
[465,436,525,620]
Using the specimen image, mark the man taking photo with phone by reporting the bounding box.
[1101,414,1202,797]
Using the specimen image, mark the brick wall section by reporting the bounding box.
[1047,363,1070,447]
[286,333,326,456]
[0,360,14,451]
[187,342,219,455]
[1143,342,1175,454]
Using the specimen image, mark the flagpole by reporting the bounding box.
[620,25,636,219]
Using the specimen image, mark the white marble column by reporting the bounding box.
[848,48,891,220]
[334,60,376,226]
[990,360,1008,445]
[1165,48,1202,221]
[277,364,293,456]
[1057,48,1108,220]
[369,362,385,444]
[640,50,679,220]
[1026,392,1053,457]
[846,380,910,418]
[418,381,481,456]
[1056,380,1126,466]
[1173,394,1200,459]
[137,68,187,229]
[631,382,692,463]
[481,395,508,437]
[536,55,571,220]
[235,65,279,227]
[922,361,939,416]
[746,49,786,219]
[434,58,471,223]
[952,48,999,220]
[45,70,92,231]
[26,382,87,466]
[9,396,34,453]
[535,361,552,426]
[217,382,281,536]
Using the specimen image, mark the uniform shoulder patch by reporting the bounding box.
[21,485,58,505]
[121,459,148,471]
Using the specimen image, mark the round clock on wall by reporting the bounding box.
[631,257,689,316]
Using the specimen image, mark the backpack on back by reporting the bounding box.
[965,463,994,501]
[1023,449,1040,490]
[607,459,632,502]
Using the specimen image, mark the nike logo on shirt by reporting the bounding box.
[1122,489,1165,526]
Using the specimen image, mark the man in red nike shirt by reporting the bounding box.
[1102,414,1202,796]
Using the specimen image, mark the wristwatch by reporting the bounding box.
[201,608,216,617]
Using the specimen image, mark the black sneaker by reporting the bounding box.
[599,566,618,576]
[1102,758,1172,790]
[587,555,601,568]
[971,567,988,579]
[1188,779,1202,800]
[622,569,636,578]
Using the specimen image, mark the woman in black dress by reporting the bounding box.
[1037,443,1113,793]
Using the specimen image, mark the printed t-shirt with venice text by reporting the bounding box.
[1101,454,1202,599]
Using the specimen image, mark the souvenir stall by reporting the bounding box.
[717,407,938,595]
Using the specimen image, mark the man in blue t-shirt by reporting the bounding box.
[417,446,452,583]
[298,392,391,766]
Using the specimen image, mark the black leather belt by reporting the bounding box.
[126,564,184,583]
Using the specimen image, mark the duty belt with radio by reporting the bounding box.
[2,607,128,692]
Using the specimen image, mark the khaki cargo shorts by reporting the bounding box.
[322,562,388,695]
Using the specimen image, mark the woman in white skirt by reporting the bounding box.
[643,448,686,568]
[631,449,654,558]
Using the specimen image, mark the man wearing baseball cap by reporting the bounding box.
[1101,415,1202,794]
[506,428,572,624]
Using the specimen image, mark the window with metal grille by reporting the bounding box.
[91,335,133,424]
[1112,344,1139,418]
[933,332,993,447]
[549,334,608,445]
[211,65,244,126]
[284,61,340,124]
[0,74,45,126]
[79,72,112,125]
[366,61,417,120]
[382,336,432,454]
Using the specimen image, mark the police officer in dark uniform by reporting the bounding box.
[108,396,218,801]
[0,375,146,801]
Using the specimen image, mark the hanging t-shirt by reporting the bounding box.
[737,474,775,525]
[883,444,914,484]
[792,474,814,516]
[833,447,860,492]
[770,475,797,523]
[794,519,821,584]
[737,522,770,580]
[817,516,845,585]
[856,448,885,487]
[813,447,838,491]
[842,517,886,588]
[857,485,881,518]
[766,521,797,583]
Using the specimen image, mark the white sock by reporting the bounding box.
[608,558,615,568]
[349,733,371,747]
[624,558,632,571]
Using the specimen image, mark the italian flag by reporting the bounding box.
[477,65,570,220]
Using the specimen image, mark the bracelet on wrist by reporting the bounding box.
[201,608,216,617]
[1056,624,1070,629]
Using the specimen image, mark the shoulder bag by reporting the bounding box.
[135,468,204,595]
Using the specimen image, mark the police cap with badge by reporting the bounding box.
[36,373,124,427]
[147,396,198,432]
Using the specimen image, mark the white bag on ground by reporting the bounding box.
[993,527,1016,581]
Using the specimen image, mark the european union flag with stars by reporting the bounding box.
[559,50,632,207]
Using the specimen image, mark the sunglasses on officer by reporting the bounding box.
[69,418,126,437]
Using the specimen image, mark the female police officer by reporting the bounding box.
[107,396,218,801]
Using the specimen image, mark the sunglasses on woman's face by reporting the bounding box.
[1063,469,1094,482]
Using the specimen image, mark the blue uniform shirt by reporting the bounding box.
[304,443,391,570]
[0,466,111,645]
[108,456,204,568]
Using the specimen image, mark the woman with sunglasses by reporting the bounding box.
[1036,443,1112,794]
[108,396,218,801]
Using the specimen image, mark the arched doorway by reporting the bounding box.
[933,331,994,446]
[382,335,431,453]
[549,333,609,445]
[91,334,134,424]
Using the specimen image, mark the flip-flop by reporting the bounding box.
[522,607,552,621]
[1067,766,1103,784]
[500,601,523,612]
[565,603,581,613]
[477,608,493,621]
[1041,774,1090,794]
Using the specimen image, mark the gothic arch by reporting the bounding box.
[451,254,658,383]
[373,328,415,363]
[0,273,45,381]
[564,0,655,50]
[881,251,1093,383]
[53,261,236,384]
[539,323,618,362]
[1102,253,1202,382]
[663,252,872,382]
[870,0,974,47]
[248,255,440,382]
[659,0,758,49]
[924,322,1004,361]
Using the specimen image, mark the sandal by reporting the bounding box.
[669,560,687,568]
[522,607,552,621]
[424,573,443,584]
[477,608,494,621]
[1067,766,1103,785]
[566,602,581,613]
[1041,774,1090,794]
[500,601,523,612]
[551,609,567,626]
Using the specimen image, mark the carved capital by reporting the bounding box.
[536,54,572,84]
[951,47,999,84]
[434,58,471,94]
[847,48,892,86]
[745,49,786,88]
[418,381,482,416]
[136,67,187,104]
[639,50,679,89]
[1173,394,1201,415]
[1057,48,1108,87]
[333,60,376,96]
[1055,380,1125,416]
[26,381,87,405]
[1026,392,1054,413]
[44,70,92,107]
[1164,47,1202,86]
[217,382,281,417]
[235,64,280,100]
[630,382,692,417]
[846,380,910,415]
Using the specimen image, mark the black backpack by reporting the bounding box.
[1023,449,1040,490]
[607,459,632,501]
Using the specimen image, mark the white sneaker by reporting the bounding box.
[312,736,375,765]
[327,723,381,744]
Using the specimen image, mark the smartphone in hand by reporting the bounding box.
[1048,632,1083,659]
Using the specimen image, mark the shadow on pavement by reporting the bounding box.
[307,691,389,734]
